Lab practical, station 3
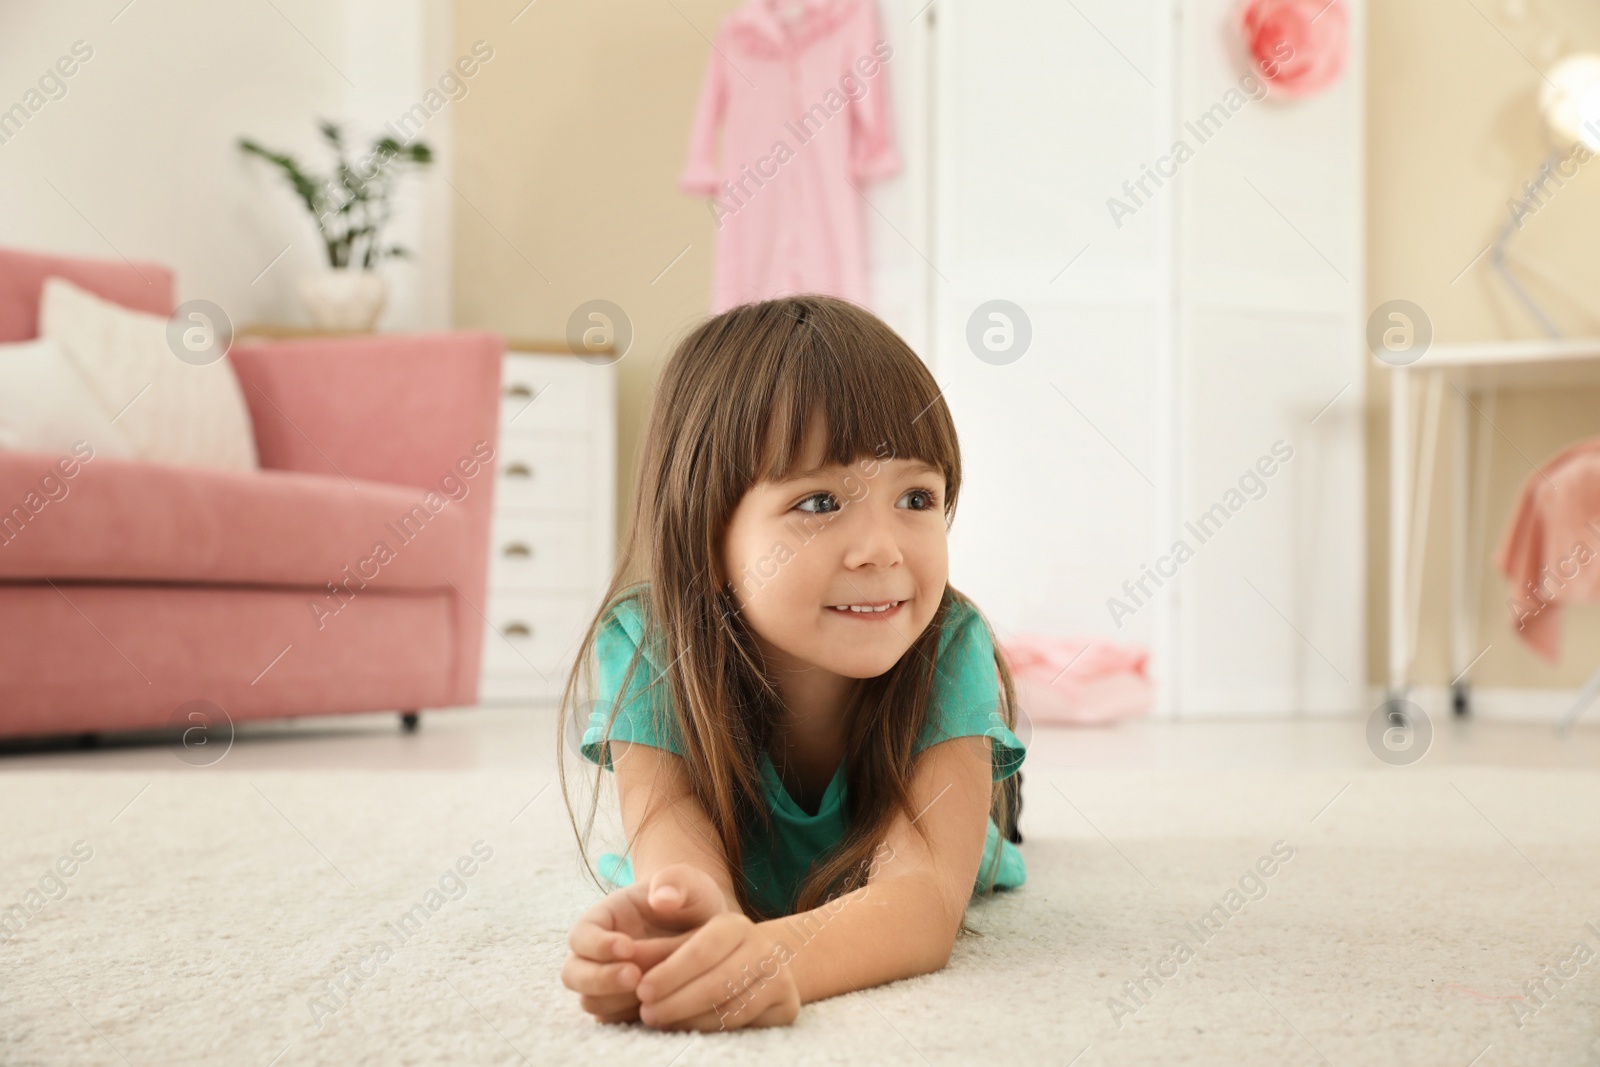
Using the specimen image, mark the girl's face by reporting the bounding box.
[720,423,950,680]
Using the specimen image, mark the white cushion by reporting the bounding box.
[0,337,137,459]
[39,277,258,472]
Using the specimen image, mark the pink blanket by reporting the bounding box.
[1493,437,1600,663]
[998,634,1152,726]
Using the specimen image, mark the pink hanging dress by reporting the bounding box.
[679,0,900,313]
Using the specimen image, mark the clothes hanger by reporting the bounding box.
[770,0,807,25]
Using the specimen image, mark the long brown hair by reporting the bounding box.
[558,294,1019,936]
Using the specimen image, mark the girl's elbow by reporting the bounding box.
[915,903,962,973]
[884,872,964,973]
[915,932,957,976]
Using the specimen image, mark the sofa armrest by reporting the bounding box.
[227,330,504,705]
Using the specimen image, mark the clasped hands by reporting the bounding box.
[560,863,801,1031]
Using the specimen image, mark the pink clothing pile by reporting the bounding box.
[998,634,1153,726]
[679,0,899,313]
[1494,437,1600,663]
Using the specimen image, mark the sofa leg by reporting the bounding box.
[400,711,420,733]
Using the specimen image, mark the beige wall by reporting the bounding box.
[454,0,1600,692]
[1367,0,1600,690]
[451,0,736,551]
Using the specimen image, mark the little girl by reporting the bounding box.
[557,294,1025,1031]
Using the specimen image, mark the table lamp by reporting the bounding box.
[1494,53,1600,337]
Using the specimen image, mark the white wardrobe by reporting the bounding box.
[866,0,1367,718]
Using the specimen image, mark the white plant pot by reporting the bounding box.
[298,269,388,331]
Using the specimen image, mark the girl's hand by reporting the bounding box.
[634,912,802,1031]
[561,863,728,1024]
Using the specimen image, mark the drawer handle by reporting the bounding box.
[504,462,535,479]
[502,621,534,639]
[502,541,534,559]
[505,383,534,400]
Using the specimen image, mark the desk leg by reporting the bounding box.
[1407,372,1444,669]
[1450,384,1471,716]
[1389,367,1411,704]
[1557,667,1600,735]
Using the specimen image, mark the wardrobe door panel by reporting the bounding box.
[942,302,1160,642]
[938,0,1168,278]
[1173,0,1366,715]
[1178,309,1365,714]
[932,0,1173,653]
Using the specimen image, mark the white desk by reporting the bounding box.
[1384,339,1600,722]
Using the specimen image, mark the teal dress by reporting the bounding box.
[580,590,1026,918]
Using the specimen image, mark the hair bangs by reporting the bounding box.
[748,301,960,512]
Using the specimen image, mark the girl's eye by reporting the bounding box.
[794,492,842,514]
[897,488,937,511]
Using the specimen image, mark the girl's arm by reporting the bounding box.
[777,733,992,1002]
[634,734,995,1028]
[612,740,744,915]
[563,742,741,1026]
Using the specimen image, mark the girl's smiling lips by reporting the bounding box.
[825,598,907,619]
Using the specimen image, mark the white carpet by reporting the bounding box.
[2,767,1597,1066]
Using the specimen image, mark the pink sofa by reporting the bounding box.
[0,247,501,740]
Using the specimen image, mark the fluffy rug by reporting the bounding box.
[1,766,1597,1065]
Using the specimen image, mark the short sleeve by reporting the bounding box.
[581,598,686,769]
[847,2,900,182]
[678,43,727,197]
[915,600,1025,782]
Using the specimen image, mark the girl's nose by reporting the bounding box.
[841,502,903,570]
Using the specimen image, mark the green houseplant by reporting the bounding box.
[239,121,433,330]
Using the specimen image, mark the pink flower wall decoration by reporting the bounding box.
[1236,0,1348,99]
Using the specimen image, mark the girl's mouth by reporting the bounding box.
[825,599,906,620]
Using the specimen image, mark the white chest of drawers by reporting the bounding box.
[478,347,616,705]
